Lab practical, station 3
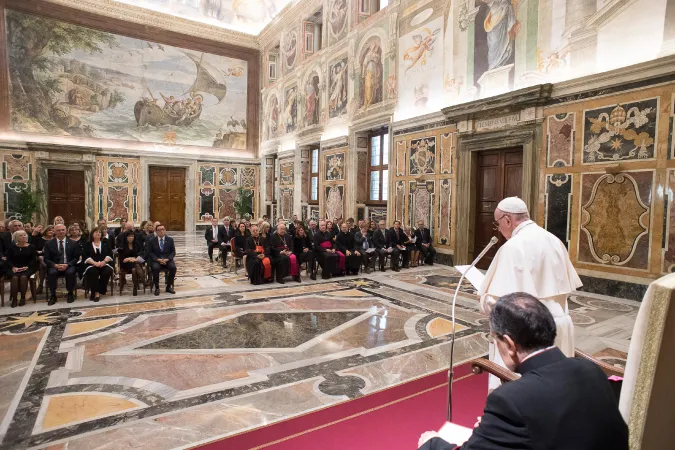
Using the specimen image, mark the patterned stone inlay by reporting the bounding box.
[139,312,364,349]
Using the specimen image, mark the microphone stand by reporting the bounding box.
[447,236,498,422]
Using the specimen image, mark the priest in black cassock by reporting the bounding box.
[269,223,299,283]
[336,222,361,275]
[245,225,273,285]
[294,225,316,280]
[314,220,339,279]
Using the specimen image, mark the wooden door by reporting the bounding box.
[48,169,85,225]
[149,166,186,231]
[474,148,523,269]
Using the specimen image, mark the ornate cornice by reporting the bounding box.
[38,0,259,50]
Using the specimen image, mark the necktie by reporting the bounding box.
[59,240,65,263]
[160,239,164,252]
[364,237,369,250]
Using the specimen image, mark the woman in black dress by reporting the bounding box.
[83,227,114,302]
[119,231,143,296]
[293,225,316,280]
[6,230,38,307]
[233,222,249,276]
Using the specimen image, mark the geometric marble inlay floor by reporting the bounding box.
[0,233,639,449]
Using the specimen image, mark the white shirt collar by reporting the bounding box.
[512,220,534,237]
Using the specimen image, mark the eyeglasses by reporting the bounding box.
[492,213,508,231]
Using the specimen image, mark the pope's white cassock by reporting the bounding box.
[478,197,583,389]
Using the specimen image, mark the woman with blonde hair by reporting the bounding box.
[260,221,271,239]
[6,230,37,307]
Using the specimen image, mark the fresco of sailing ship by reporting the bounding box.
[6,10,248,149]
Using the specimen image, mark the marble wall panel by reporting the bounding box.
[409,137,436,175]
[438,179,451,246]
[218,189,237,220]
[578,171,654,271]
[197,163,259,223]
[199,187,216,221]
[545,174,572,248]
[309,206,320,222]
[356,151,368,204]
[106,186,129,222]
[547,113,575,167]
[324,185,344,220]
[301,158,310,203]
[582,99,658,164]
[394,180,405,222]
[409,181,434,230]
[280,188,293,219]
[279,159,294,186]
[325,153,345,181]
[95,156,140,223]
[369,207,387,223]
[0,152,32,220]
[395,141,406,176]
[265,158,275,201]
[3,153,31,181]
[440,133,453,174]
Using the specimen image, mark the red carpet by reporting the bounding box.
[196,363,488,450]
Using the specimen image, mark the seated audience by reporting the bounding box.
[6,230,38,307]
[354,224,377,273]
[415,220,436,265]
[83,227,114,302]
[269,223,298,283]
[314,220,339,279]
[77,220,90,243]
[233,222,249,274]
[368,220,377,237]
[404,225,419,267]
[245,225,272,285]
[307,220,318,242]
[53,216,65,226]
[336,222,360,275]
[97,218,115,241]
[418,292,629,450]
[293,225,316,280]
[261,221,271,240]
[146,224,176,296]
[389,220,409,269]
[115,217,128,239]
[44,224,80,305]
[373,220,395,272]
[116,222,134,250]
[119,231,143,296]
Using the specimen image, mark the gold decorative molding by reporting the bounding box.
[38,0,259,50]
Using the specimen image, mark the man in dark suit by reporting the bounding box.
[306,220,318,242]
[373,220,395,271]
[418,292,629,450]
[205,218,224,263]
[415,220,436,265]
[44,223,81,304]
[389,220,409,269]
[98,218,116,241]
[353,224,378,273]
[147,224,177,296]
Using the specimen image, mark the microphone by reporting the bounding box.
[447,236,499,421]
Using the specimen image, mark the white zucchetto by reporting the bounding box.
[497,197,529,214]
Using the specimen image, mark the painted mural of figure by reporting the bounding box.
[305,74,320,126]
[284,88,296,133]
[268,96,279,139]
[329,61,347,116]
[360,41,382,109]
[483,0,520,70]
[403,28,440,74]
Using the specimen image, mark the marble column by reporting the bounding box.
[562,0,598,77]
[294,148,303,218]
[344,134,358,220]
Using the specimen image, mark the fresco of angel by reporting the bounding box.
[403,27,440,74]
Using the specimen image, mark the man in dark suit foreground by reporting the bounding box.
[44,224,80,304]
[419,292,628,450]
[146,224,177,296]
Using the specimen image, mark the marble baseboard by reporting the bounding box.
[578,275,648,302]
[435,252,454,266]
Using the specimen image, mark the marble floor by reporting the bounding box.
[0,233,639,449]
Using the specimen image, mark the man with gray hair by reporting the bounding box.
[478,197,582,390]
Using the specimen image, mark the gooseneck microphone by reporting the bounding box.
[447,236,499,422]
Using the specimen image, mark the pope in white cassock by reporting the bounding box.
[478,197,582,390]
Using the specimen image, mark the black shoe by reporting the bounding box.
[133,286,138,296]
[293,276,301,283]
[277,279,286,284]
[48,295,57,306]
[393,267,400,272]
[91,296,100,302]
[19,297,25,307]
[310,273,316,280]
[154,287,160,296]
[10,297,17,308]
[67,292,75,303]
[166,286,176,294]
